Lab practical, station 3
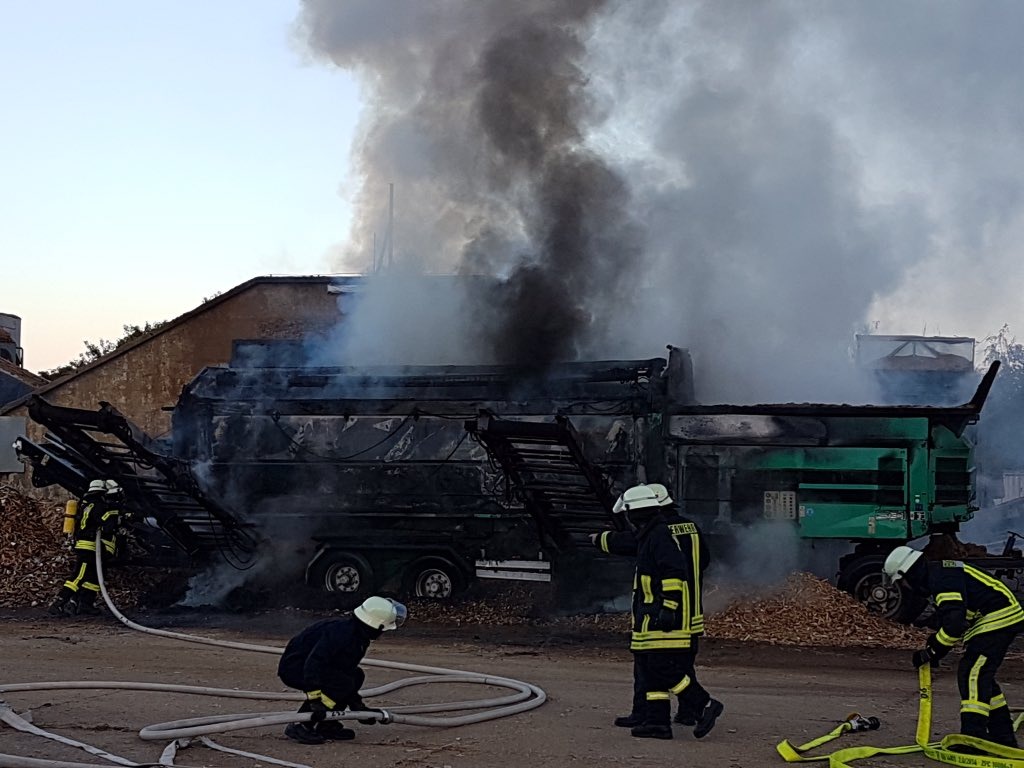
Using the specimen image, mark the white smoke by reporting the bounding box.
[293,1,1024,405]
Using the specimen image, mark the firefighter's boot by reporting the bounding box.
[316,721,356,741]
[953,711,990,752]
[632,699,672,739]
[76,591,101,616]
[616,677,646,727]
[285,722,325,745]
[674,707,697,727]
[694,698,725,739]
[631,723,673,740]
[48,595,71,617]
[988,705,1018,748]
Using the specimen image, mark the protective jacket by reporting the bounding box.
[278,616,377,709]
[73,498,119,556]
[627,512,709,652]
[922,560,1024,659]
[596,528,641,557]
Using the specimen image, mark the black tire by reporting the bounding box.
[403,558,466,601]
[310,551,375,608]
[838,555,925,624]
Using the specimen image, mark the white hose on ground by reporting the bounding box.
[0,535,548,767]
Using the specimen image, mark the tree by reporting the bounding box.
[38,320,170,380]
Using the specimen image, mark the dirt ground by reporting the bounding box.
[0,608,1014,768]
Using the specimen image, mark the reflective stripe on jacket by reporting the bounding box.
[73,501,119,555]
[928,560,1024,649]
[629,514,709,652]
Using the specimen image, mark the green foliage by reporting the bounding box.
[38,320,169,380]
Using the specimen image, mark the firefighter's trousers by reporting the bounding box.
[956,626,1020,743]
[629,641,700,722]
[635,649,710,727]
[58,549,102,603]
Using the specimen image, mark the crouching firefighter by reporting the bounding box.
[277,596,407,745]
[884,546,1024,748]
[49,479,122,617]
[615,483,723,740]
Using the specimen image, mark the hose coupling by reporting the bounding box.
[846,714,881,732]
[378,708,393,725]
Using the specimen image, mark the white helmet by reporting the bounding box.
[883,546,923,583]
[354,596,407,631]
[647,483,674,507]
[620,484,661,512]
[87,479,106,495]
[612,493,625,515]
[105,479,122,493]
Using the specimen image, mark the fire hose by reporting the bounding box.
[777,664,1024,767]
[0,534,547,768]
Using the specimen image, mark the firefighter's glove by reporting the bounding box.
[656,606,678,632]
[925,634,951,662]
[913,612,941,630]
[346,696,381,725]
[307,698,329,724]
[912,647,939,669]
[357,707,384,725]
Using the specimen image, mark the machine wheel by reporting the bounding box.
[838,555,924,624]
[311,552,375,607]
[404,558,465,600]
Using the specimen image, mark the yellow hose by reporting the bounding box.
[777,664,1024,767]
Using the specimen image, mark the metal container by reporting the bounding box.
[63,499,78,534]
[0,313,23,366]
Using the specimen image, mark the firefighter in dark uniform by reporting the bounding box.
[278,596,407,744]
[592,484,702,731]
[594,483,724,740]
[885,545,1024,748]
[49,479,122,617]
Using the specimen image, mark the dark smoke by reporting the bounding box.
[473,18,640,367]
[299,0,1024,404]
[298,0,642,371]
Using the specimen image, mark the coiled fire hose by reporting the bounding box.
[777,664,1024,767]
[0,535,547,768]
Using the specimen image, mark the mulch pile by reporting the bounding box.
[409,573,930,649]
[704,572,929,649]
[0,484,71,608]
[1,484,928,648]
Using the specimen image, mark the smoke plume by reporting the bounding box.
[298,0,1024,403]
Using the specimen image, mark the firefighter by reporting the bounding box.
[49,479,122,617]
[592,484,699,731]
[593,483,723,740]
[884,545,1024,748]
[277,596,407,744]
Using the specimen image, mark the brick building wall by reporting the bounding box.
[1,276,349,493]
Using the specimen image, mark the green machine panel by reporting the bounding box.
[745,446,914,540]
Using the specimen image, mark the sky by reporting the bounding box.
[1,1,360,372]
[4,1,1024,404]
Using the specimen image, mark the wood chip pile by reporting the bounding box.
[412,573,928,649]
[705,572,929,649]
[0,484,153,609]
[0,484,71,608]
